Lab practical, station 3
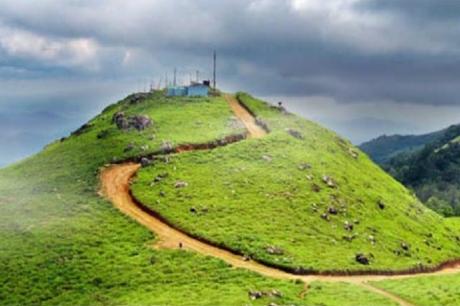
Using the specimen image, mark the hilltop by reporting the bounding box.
[1,90,460,305]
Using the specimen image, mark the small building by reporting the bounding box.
[187,83,209,97]
[166,81,210,97]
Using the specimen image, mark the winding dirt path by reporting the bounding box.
[99,96,460,306]
[225,94,266,138]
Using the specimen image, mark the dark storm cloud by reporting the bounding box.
[2,0,460,105]
[1,0,460,164]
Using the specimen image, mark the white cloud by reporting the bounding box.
[0,26,100,69]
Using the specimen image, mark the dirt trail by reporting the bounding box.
[99,96,459,306]
[224,94,266,138]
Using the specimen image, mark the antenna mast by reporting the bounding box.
[213,50,217,90]
[173,68,177,87]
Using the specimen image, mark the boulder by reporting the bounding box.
[160,141,174,154]
[112,112,152,131]
[140,157,151,167]
[262,155,272,162]
[175,181,188,188]
[377,200,386,210]
[286,128,303,139]
[248,290,263,300]
[401,242,410,251]
[328,206,338,215]
[355,253,369,265]
[127,92,149,104]
[322,175,337,188]
[265,245,284,255]
[130,115,152,131]
[344,221,354,231]
[311,184,321,193]
[298,163,312,170]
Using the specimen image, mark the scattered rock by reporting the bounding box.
[312,184,321,193]
[266,245,284,255]
[368,235,376,245]
[328,206,338,215]
[248,290,263,300]
[306,175,313,181]
[153,173,169,183]
[131,115,152,131]
[112,112,129,129]
[348,148,359,159]
[377,200,386,210]
[342,235,356,242]
[343,221,353,231]
[190,207,197,214]
[355,253,369,265]
[140,145,149,151]
[159,191,166,197]
[112,112,152,131]
[262,155,272,162]
[268,289,282,298]
[255,118,270,131]
[243,255,251,261]
[286,128,303,139]
[322,175,337,188]
[127,92,149,104]
[401,242,410,251]
[321,213,330,221]
[175,181,188,188]
[160,141,174,154]
[298,163,312,170]
[140,157,151,167]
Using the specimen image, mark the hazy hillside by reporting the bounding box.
[384,124,460,216]
[1,91,460,305]
[360,130,445,164]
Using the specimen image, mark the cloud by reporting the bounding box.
[2,0,460,164]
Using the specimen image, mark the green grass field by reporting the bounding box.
[373,274,460,305]
[132,93,460,273]
[0,91,458,305]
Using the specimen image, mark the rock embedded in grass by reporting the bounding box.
[322,175,337,188]
[355,253,370,265]
[286,128,304,139]
[265,245,284,255]
[175,181,188,188]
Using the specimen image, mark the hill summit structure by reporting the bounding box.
[167,81,210,97]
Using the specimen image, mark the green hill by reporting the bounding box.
[360,130,445,165]
[1,90,459,305]
[383,124,460,216]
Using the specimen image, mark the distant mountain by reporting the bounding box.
[361,124,460,216]
[359,130,445,164]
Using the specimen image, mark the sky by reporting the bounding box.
[2,0,460,166]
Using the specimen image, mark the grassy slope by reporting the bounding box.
[0,91,397,305]
[373,274,460,306]
[133,93,460,272]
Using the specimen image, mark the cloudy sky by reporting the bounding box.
[2,0,460,166]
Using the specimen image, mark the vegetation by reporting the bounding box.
[360,130,445,164]
[373,274,460,305]
[132,93,460,273]
[0,92,306,305]
[1,90,458,305]
[383,124,460,216]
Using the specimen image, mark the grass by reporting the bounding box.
[132,93,460,272]
[372,274,460,305]
[0,90,456,305]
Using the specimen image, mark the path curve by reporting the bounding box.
[99,96,460,306]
